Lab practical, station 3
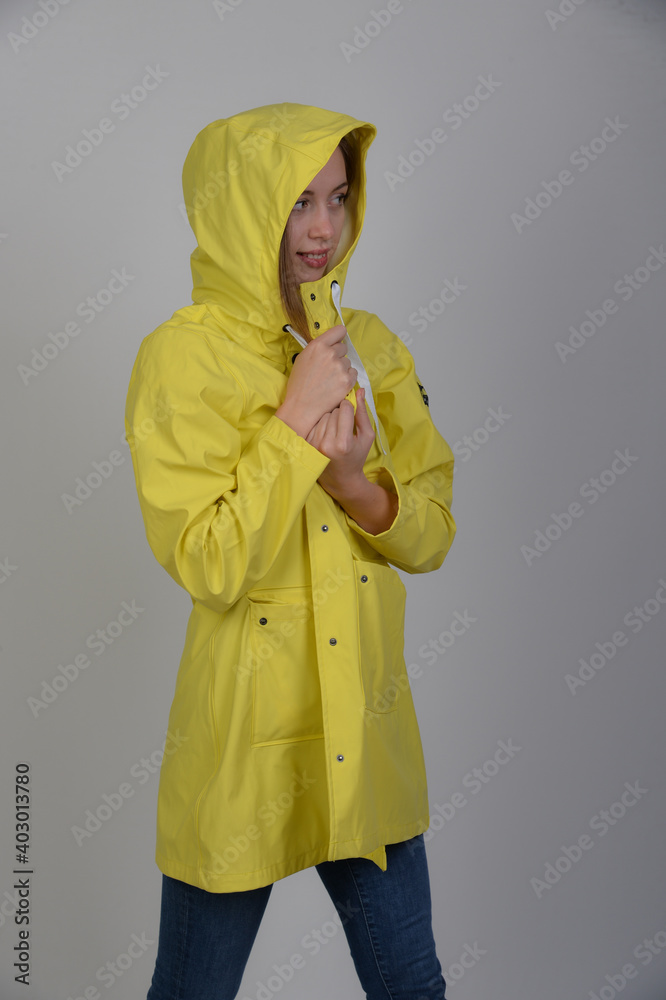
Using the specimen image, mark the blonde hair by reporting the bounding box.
[278,133,357,339]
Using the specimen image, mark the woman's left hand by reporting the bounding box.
[306,387,375,499]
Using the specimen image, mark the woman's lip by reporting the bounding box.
[297,250,329,267]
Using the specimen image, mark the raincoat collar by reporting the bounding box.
[181,102,377,365]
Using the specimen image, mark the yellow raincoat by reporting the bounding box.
[124,103,456,892]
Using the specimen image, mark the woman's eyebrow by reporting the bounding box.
[299,180,349,196]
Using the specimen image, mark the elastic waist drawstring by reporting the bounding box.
[283,280,387,456]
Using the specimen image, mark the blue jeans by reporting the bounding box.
[146,833,447,999]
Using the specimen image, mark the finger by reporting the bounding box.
[320,324,347,347]
[306,424,319,447]
[323,410,341,445]
[306,424,320,445]
[330,324,348,345]
[354,388,371,428]
[356,388,370,422]
[337,398,356,442]
[332,408,354,454]
[307,413,327,448]
[325,406,341,438]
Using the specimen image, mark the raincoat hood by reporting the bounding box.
[181,102,377,354]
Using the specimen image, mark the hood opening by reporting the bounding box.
[181,103,377,344]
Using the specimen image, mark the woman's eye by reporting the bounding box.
[292,193,347,211]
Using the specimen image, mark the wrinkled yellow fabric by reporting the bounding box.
[124,103,456,891]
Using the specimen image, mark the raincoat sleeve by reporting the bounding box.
[342,315,456,574]
[124,326,330,616]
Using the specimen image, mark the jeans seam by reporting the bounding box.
[345,859,394,1000]
[172,881,190,1000]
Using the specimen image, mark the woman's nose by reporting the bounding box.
[309,206,334,239]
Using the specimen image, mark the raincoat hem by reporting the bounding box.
[155,818,426,892]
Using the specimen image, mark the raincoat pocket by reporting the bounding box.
[354,559,407,714]
[247,595,325,747]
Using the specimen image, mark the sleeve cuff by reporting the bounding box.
[343,464,405,542]
[261,413,331,478]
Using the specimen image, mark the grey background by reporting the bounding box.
[2,0,666,997]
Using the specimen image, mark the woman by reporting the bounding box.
[125,102,457,999]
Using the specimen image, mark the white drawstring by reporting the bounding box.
[284,281,387,456]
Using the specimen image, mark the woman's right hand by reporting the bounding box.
[275,325,358,439]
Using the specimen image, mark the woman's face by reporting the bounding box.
[284,145,348,286]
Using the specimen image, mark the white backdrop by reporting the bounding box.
[2,1,666,997]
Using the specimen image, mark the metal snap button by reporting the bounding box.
[314,322,320,329]
[360,574,368,583]
[310,293,316,300]
[329,637,337,645]
[321,524,329,532]
[259,617,267,625]
[336,754,344,762]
